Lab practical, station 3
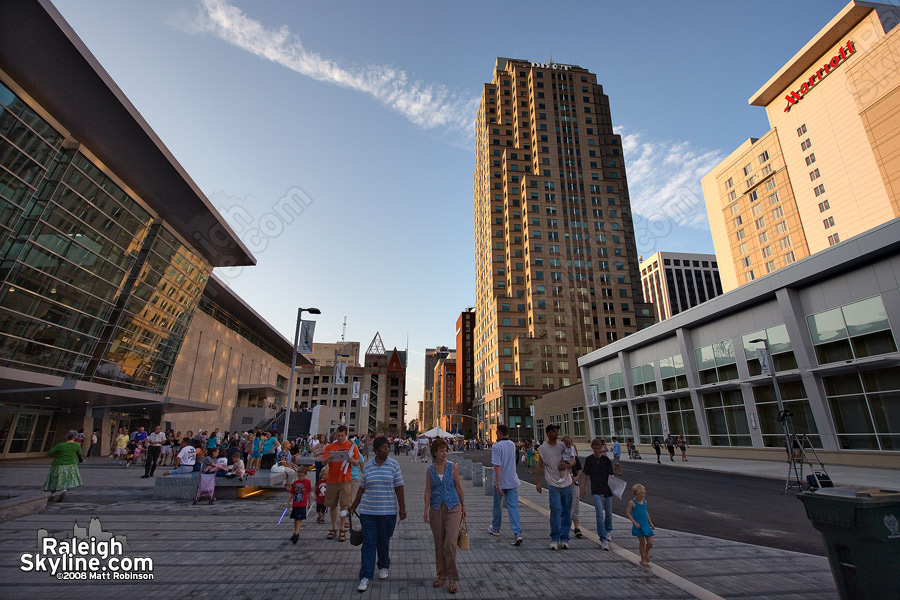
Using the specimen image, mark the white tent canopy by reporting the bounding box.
[420,426,459,438]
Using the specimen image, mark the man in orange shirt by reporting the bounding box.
[323,425,360,541]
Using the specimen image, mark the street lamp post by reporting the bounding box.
[749,337,803,493]
[516,423,521,441]
[284,307,320,441]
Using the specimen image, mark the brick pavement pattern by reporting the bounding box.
[0,454,837,599]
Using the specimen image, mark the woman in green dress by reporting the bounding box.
[43,430,83,502]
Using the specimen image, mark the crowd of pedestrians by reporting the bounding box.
[44,420,663,591]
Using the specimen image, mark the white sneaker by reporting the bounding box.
[512,535,523,546]
[560,542,569,549]
[357,578,369,592]
[487,525,501,537]
[602,540,610,551]
[378,568,389,580]
[606,533,612,542]
[549,541,558,551]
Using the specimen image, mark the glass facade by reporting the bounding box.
[807,297,897,364]
[696,339,738,384]
[665,395,700,445]
[752,381,820,448]
[742,324,797,375]
[823,368,900,450]
[634,400,662,443]
[0,80,211,394]
[703,390,751,446]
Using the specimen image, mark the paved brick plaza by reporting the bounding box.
[0,455,836,599]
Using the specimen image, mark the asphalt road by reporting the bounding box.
[462,449,826,556]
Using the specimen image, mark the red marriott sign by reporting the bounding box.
[784,40,856,112]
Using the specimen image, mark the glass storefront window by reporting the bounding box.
[631,363,657,396]
[608,372,625,400]
[634,400,662,444]
[665,396,701,445]
[611,404,632,440]
[824,368,900,450]
[752,381,820,448]
[589,376,606,404]
[696,339,738,384]
[590,406,610,439]
[807,297,897,364]
[703,390,751,446]
[743,324,797,375]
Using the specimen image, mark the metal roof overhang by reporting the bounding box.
[0,366,213,414]
[0,0,255,268]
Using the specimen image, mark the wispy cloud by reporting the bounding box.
[189,0,478,142]
[618,127,724,230]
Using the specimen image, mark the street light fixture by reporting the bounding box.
[284,307,321,440]
[749,337,803,493]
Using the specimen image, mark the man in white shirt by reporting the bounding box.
[488,424,523,545]
[142,425,166,478]
[535,424,573,550]
[164,438,196,475]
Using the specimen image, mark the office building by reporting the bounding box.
[640,252,723,321]
[294,333,406,436]
[419,346,450,430]
[703,0,900,292]
[0,1,257,456]
[433,350,456,433]
[578,218,900,467]
[454,308,476,436]
[473,57,655,441]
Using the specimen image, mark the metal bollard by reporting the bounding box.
[461,460,471,480]
[472,462,483,487]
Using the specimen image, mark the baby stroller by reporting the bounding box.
[631,447,642,460]
[193,470,217,505]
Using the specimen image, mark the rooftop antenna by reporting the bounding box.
[341,316,347,343]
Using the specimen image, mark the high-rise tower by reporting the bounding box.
[473,58,655,441]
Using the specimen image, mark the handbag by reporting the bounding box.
[349,511,363,546]
[457,515,470,550]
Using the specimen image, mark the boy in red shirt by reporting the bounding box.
[286,466,312,544]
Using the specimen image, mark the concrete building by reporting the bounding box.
[703,1,900,292]
[0,1,261,457]
[419,346,450,430]
[578,218,900,468]
[640,252,723,322]
[473,57,655,441]
[433,351,456,433]
[531,384,589,446]
[294,334,406,437]
[454,308,476,436]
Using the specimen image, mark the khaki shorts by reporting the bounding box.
[324,481,351,509]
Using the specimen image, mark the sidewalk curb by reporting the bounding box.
[518,495,726,600]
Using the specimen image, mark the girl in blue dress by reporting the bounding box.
[626,483,655,567]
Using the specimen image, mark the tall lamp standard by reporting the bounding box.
[284,307,320,441]
[749,337,802,493]
[325,347,351,436]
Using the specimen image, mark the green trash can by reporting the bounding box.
[798,487,900,600]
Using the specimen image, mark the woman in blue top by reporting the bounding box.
[424,438,466,594]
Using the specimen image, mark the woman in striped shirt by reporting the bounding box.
[349,435,406,593]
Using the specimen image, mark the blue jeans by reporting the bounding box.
[592,494,613,540]
[492,486,522,537]
[359,514,396,580]
[548,484,573,543]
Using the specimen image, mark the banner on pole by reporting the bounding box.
[335,362,346,385]
[298,320,316,354]
[351,380,360,399]
[361,393,368,408]
[590,388,599,406]
[757,348,771,375]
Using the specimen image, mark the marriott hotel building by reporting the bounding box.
[702,0,900,292]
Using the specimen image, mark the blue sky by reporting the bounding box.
[54,0,848,421]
